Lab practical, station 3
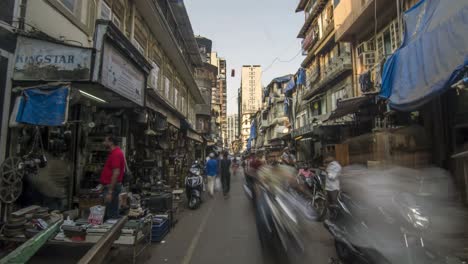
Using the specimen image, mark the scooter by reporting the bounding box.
[185,164,203,209]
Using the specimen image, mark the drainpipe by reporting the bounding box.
[18,0,27,30]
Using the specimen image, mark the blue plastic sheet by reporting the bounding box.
[380,0,468,111]
[296,68,306,86]
[284,78,296,94]
[16,85,69,126]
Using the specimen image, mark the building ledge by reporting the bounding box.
[335,0,397,42]
[296,0,309,12]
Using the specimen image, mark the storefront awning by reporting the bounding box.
[327,95,375,121]
[380,0,468,111]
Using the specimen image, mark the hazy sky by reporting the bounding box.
[185,0,304,114]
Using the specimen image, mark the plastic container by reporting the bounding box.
[151,217,169,242]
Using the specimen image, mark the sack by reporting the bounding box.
[88,205,106,225]
[215,177,222,192]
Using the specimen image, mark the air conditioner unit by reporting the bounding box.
[100,1,112,20]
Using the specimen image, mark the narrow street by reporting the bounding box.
[140,171,264,264]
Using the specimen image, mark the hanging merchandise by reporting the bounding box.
[359,71,373,93]
[16,84,70,126]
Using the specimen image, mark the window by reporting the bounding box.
[49,0,93,34]
[165,76,170,99]
[310,99,323,116]
[60,0,78,12]
[331,89,347,110]
[100,1,112,20]
[174,88,179,109]
[150,61,160,90]
[132,39,145,55]
[112,15,122,29]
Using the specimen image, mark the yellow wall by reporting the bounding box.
[334,0,352,30]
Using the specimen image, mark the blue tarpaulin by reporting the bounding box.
[246,120,256,150]
[380,0,468,111]
[296,68,306,86]
[284,77,296,94]
[16,85,70,126]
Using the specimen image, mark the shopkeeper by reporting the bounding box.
[101,135,125,219]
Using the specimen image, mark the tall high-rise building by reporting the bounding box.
[226,114,239,149]
[240,65,262,150]
[210,52,228,147]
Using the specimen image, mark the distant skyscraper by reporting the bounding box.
[227,114,239,149]
[240,65,262,150]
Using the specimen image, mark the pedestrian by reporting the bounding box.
[205,153,218,197]
[323,155,341,205]
[219,151,232,197]
[100,135,125,220]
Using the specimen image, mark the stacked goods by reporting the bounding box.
[151,216,169,243]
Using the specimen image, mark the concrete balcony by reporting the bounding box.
[292,122,314,138]
[334,0,397,42]
[304,54,352,99]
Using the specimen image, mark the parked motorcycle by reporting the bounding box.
[324,191,464,264]
[185,164,203,209]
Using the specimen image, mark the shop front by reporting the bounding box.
[3,22,151,214]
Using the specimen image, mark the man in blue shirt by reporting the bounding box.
[205,153,218,197]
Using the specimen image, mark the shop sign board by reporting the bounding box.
[13,36,92,81]
[101,41,145,106]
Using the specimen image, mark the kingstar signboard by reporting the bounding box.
[13,36,92,81]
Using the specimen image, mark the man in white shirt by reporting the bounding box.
[324,156,341,205]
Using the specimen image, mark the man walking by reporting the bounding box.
[101,135,125,219]
[219,151,231,197]
[205,153,218,197]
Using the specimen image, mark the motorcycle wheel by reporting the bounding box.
[312,195,327,221]
[188,197,199,209]
[335,240,357,264]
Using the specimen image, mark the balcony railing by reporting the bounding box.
[302,27,319,52]
[292,122,315,138]
[315,53,352,89]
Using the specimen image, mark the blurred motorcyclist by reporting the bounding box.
[323,156,341,205]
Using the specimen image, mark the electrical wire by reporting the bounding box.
[262,49,303,73]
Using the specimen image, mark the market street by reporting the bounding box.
[111,170,336,264]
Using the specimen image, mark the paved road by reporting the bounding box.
[139,171,265,264]
[29,170,336,264]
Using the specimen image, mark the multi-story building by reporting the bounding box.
[1,0,206,205]
[195,36,218,156]
[240,65,262,150]
[226,114,239,150]
[257,75,293,160]
[292,0,354,162]
[209,52,227,147]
